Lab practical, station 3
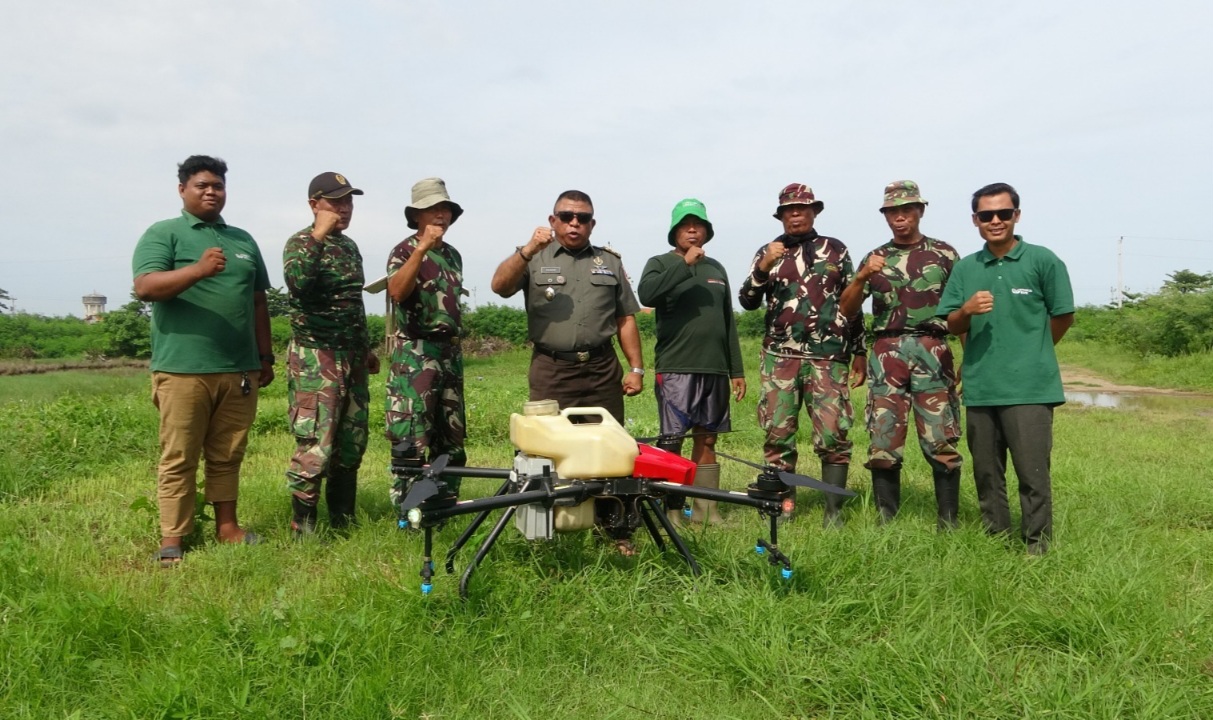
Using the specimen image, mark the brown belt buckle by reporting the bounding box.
[576,350,590,362]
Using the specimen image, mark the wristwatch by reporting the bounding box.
[259,353,275,364]
[630,367,645,376]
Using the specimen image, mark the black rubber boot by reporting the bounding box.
[327,471,358,530]
[821,463,849,529]
[871,467,901,525]
[933,467,961,531]
[291,496,317,538]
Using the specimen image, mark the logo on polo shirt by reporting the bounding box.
[1011,288,1033,295]
[235,252,253,261]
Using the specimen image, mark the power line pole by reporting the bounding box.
[1117,235,1124,309]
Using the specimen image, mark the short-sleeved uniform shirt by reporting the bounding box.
[858,236,958,334]
[283,225,369,351]
[132,210,271,373]
[386,236,464,338]
[937,237,1074,407]
[521,242,641,351]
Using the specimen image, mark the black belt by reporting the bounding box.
[535,343,611,363]
[874,328,947,339]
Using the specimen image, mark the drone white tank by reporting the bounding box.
[509,405,639,478]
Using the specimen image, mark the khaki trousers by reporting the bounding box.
[151,371,259,537]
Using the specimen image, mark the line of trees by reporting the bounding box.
[3,270,1212,361]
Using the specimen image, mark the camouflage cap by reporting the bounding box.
[404,177,464,230]
[773,183,824,219]
[667,198,714,246]
[880,180,928,210]
[308,171,364,200]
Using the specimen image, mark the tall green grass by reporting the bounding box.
[0,341,1211,718]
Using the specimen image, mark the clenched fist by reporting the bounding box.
[963,290,994,316]
[683,245,705,265]
[858,254,886,281]
[195,247,226,278]
[758,240,787,272]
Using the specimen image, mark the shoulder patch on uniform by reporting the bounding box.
[597,244,621,258]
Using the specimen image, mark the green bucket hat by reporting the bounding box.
[667,198,714,246]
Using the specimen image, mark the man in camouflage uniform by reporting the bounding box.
[839,180,962,528]
[385,178,467,507]
[739,183,866,527]
[283,172,379,535]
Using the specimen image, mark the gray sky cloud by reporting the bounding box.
[3,1,1209,315]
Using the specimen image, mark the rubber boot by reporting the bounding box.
[327,470,358,530]
[821,463,849,529]
[871,467,901,525]
[933,467,961,531]
[291,496,317,538]
[656,438,686,525]
[690,463,724,525]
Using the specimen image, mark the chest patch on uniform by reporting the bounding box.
[590,267,616,277]
[540,266,561,274]
[706,277,725,286]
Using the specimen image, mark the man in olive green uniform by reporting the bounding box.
[283,172,379,535]
[491,189,645,553]
[490,190,645,425]
[385,178,467,507]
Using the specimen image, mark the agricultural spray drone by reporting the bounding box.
[392,403,855,599]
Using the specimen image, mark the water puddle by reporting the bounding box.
[1064,390,1213,415]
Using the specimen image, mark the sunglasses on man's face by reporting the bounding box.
[975,208,1016,223]
[555,211,594,224]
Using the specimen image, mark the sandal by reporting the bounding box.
[613,538,637,557]
[154,545,183,568]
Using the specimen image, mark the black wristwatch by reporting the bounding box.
[259,353,275,364]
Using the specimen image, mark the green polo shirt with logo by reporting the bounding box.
[132,210,271,374]
[937,236,1074,407]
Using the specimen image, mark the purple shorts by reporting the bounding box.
[654,372,732,436]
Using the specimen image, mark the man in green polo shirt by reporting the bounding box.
[938,182,1074,555]
[132,155,275,566]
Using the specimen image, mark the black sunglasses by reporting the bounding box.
[975,208,1016,223]
[555,211,594,224]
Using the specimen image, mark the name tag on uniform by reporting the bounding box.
[706,278,725,286]
[540,266,561,274]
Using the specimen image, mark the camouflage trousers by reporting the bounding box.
[385,337,467,504]
[285,342,370,506]
[757,351,853,469]
[865,335,962,472]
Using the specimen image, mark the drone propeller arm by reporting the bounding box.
[649,481,782,514]
[418,481,608,524]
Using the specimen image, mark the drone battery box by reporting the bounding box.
[633,444,697,485]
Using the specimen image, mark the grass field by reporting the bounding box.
[1,339,1211,718]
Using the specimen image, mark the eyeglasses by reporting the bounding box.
[975,208,1016,223]
[555,211,594,224]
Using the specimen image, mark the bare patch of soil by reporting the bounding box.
[1061,365,1209,397]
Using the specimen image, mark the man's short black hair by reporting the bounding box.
[178,155,228,184]
[971,182,1019,212]
[554,189,593,212]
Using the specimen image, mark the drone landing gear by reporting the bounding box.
[642,496,701,576]
[756,514,793,580]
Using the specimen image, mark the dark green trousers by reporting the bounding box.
[965,404,1054,551]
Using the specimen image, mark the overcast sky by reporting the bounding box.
[4,0,1209,317]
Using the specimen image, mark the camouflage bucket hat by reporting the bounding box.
[773,183,824,219]
[881,180,928,210]
[405,177,464,230]
[667,198,714,246]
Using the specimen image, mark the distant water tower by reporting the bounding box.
[83,292,107,323]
